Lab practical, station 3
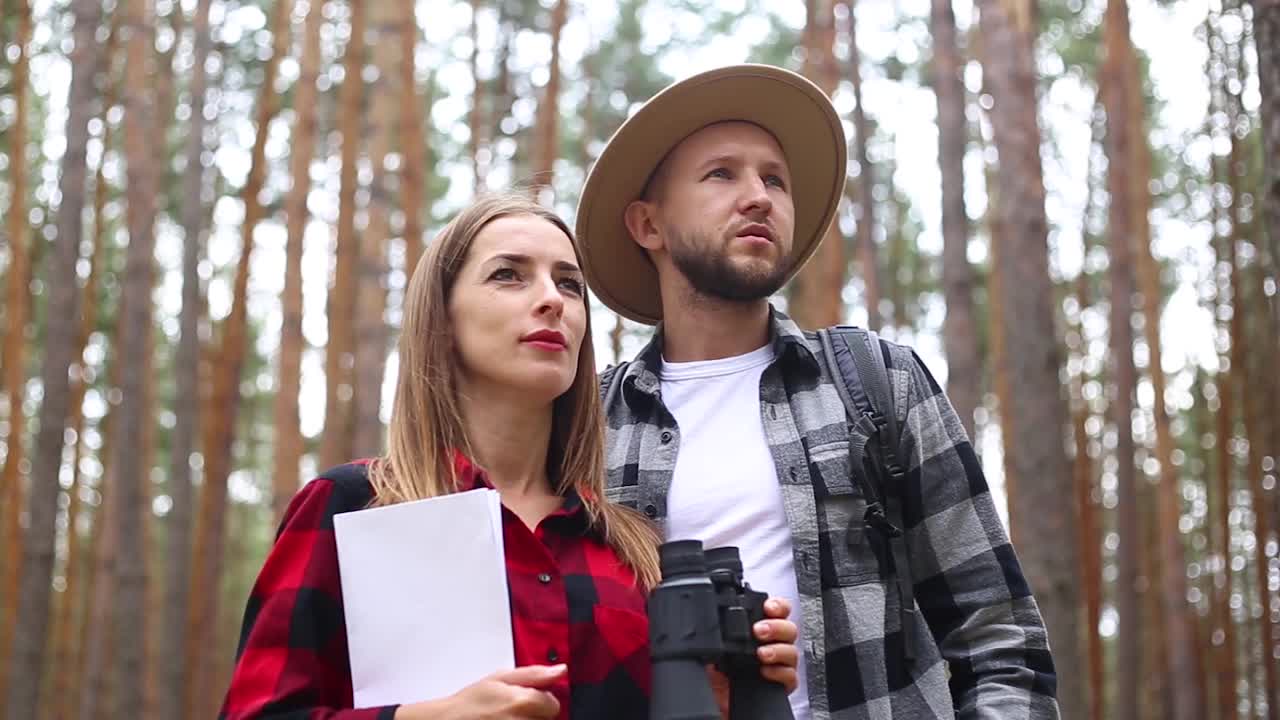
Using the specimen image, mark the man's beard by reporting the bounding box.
[668,228,788,301]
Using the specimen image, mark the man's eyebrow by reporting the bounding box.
[696,154,790,176]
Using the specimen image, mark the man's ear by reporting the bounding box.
[623,199,663,252]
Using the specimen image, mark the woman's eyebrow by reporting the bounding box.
[487,253,580,274]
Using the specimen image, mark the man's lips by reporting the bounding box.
[735,223,776,243]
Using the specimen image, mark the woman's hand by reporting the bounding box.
[394,664,566,720]
[709,597,800,718]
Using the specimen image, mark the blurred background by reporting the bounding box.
[0,0,1277,718]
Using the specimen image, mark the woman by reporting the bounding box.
[219,194,798,720]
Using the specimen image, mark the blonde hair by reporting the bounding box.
[367,193,661,589]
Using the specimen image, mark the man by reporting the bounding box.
[576,64,1059,719]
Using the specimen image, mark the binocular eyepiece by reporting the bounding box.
[647,540,796,720]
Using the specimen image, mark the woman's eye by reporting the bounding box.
[704,168,731,180]
[488,267,518,282]
[559,278,585,295]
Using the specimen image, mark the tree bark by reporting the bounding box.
[185,1,293,714]
[1254,0,1280,358]
[398,1,427,275]
[973,1,1084,716]
[320,0,365,471]
[930,0,980,439]
[469,0,486,192]
[531,0,568,194]
[845,0,881,332]
[157,0,213,716]
[351,0,399,458]
[1100,3,1143,717]
[107,0,161,714]
[3,0,104,716]
[789,0,846,330]
[0,1,34,701]
[275,0,324,526]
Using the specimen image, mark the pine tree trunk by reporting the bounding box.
[1100,2,1143,716]
[0,1,35,701]
[398,1,427,275]
[320,0,365,471]
[973,1,1084,716]
[186,2,294,714]
[157,0,212,716]
[469,0,486,192]
[351,0,398,458]
[108,0,161,714]
[789,0,845,330]
[3,0,104,716]
[531,0,567,193]
[1255,0,1280,361]
[845,0,880,331]
[930,0,980,439]
[275,0,323,525]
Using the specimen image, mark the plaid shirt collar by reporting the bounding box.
[617,304,819,408]
[453,451,593,535]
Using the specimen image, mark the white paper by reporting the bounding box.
[333,488,514,708]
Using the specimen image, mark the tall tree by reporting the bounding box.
[0,0,34,700]
[973,0,1085,717]
[1256,0,1280,351]
[929,0,980,439]
[789,0,846,330]
[1100,2,1144,717]
[398,0,428,274]
[469,0,487,192]
[844,0,882,332]
[159,0,213,714]
[109,0,162,713]
[274,0,324,525]
[531,0,568,193]
[3,0,105,716]
[1117,4,1205,712]
[185,1,294,713]
[319,0,365,470]
[351,0,398,458]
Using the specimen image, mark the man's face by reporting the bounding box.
[642,121,796,301]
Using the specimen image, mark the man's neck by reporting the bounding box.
[659,296,772,362]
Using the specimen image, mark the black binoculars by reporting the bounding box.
[647,539,796,720]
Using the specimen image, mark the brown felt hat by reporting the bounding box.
[574,64,847,325]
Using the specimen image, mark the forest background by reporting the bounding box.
[0,0,1278,718]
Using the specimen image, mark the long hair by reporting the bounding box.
[367,193,661,589]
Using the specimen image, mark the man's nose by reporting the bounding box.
[740,175,773,216]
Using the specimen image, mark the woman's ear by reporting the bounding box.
[623,200,663,252]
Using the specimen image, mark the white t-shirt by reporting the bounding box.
[660,344,811,720]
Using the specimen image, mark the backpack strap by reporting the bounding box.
[600,362,629,409]
[816,326,917,663]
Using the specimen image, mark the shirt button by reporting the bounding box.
[547,648,559,662]
[643,504,658,518]
[659,430,673,444]
[537,572,552,584]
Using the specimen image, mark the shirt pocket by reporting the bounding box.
[604,484,641,511]
[589,604,651,694]
[808,441,883,588]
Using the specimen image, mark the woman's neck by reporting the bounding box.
[456,384,556,501]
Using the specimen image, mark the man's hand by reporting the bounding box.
[394,665,565,720]
[709,597,800,717]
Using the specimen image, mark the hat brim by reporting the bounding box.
[575,64,847,325]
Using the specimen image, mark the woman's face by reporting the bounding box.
[449,214,588,404]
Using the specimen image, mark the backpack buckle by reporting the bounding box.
[864,502,903,538]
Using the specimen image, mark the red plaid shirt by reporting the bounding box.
[219,459,651,719]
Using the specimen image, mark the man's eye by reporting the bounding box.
[704,168,731,180]
[765,174,787,190]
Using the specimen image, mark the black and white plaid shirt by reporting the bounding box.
[600,307,1059,720]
